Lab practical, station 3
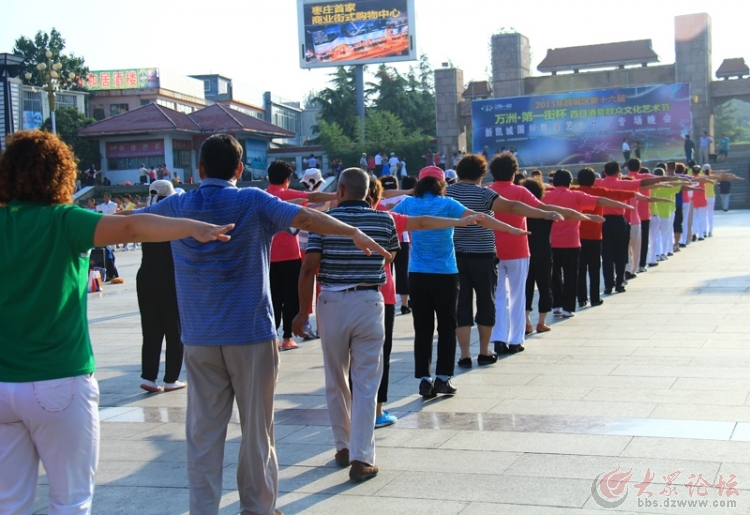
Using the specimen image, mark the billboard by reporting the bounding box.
[472,83,692,167]
[86,68,159,91]
[297,0,416,68]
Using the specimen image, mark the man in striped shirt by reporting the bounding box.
[293,168,399,483]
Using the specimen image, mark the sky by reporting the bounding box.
[1,0,748,105]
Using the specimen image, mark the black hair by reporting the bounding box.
[626,158,641,172]
[577,168,596,187]
[656,162,667,170]
[267,160,295,185]
[488,152,518,181]
[414,176,446,198]
[640,167,650,174]
[513,173,525,185]
[521,178,545,200]
[603,161,620,176]
[379,175,399,190]
[401,176,417,189]
[455,154,487,181]
[552,169,572,187]
[654,168,665,176]
[199,134,243,180]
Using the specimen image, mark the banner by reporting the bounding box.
[472,83,692,167]
[298,0,415,68]
[86,68,158,91]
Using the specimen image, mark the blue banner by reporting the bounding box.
[472,83,692,167]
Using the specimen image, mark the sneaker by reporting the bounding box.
[164,380,186,392]
[280,339,299,351]
[140,380,163,393]
[560,310,575,318]
[552,307,563,316]
[508,344,525,354]
[375,411,397,428]
[335,448,350,467]
[419,378,435,398]
[433,377,457,395]
[349,461,379,482]
[477,353,498,366]
[302,322,317,341]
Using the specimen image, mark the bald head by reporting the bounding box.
[338,168,369,201]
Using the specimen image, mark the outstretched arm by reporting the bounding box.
[291,208,390,258]
[491,196,563,221]
[94,215,233,247]
[463,211,529,235]
[404,214,481,231]
[596,197,634,210]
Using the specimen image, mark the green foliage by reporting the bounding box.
[41,106,101,171]
[715,100,750,142]
[13,28,88,89]
[309,67,359,142]
[316,120,354,157]
[362,110,405,148]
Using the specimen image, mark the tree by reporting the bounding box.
[41,106,101,170]
[363,110,405,149]
[316,120,354,157]
[310,67,359,141]
[715,100,747,142]
[13,28,88,88]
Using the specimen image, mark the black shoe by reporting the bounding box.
[692,235,697,242]
[494,341,509,354]
[457,357,472,369]
[419,379,436,398]
[604,288,613,295]
[508,344,525,354]
[433,377,457,395]
[477,353,498,366]
[591,299,604,306]
[400,306,411,315]
[615,285,626,293]
[578,300,588,308]
[698,237,705,241]
[679,243,687,248]
[625,271,636,280]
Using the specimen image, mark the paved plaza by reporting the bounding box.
[32,211,750,514]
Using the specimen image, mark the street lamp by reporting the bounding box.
[24,50,77,135]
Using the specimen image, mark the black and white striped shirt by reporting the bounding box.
[446,182,499,254]
[307,201,400,290]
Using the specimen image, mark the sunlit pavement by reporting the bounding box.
[32,210,750,514]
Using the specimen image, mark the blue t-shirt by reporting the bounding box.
[140,178,301,346]
[392,193,466,274]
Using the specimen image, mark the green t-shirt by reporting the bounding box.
[649,185,682,218]
[0,201,102,382]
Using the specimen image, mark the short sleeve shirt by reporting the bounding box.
[380,213,409,304]
[577,186,635,240]
[1,202,102,382]
[446,182,499,254]
[595,177,642,216]
[543,187,598,248]
[97,201,118,215]
[488,181,542,260]
[392,194,466,274]
[267,184,308,262]
[139,178,302,346]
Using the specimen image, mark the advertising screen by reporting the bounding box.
[86,68,159,91]
[297,0,416,69]
[472,83,692,167]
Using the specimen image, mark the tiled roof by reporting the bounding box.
[716,58,749,78]
[462,81,492,99]
[190,104,294,138]
[78,103,201,136]
[537,40,659,73]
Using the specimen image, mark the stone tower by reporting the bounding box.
[674,13,713,140]
[434,67,466,155]
[491,33,530,99]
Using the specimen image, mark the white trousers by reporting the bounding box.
[648,215,662,263]
[693,206,707,238]
[318,289,384,466]
[680,203,691,244]
[627,223,641,272]
[0,374,99,515]
[492,257,529,345]
[707,197,715,234]
[660,215,673,257]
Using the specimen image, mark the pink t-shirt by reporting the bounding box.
[488,181,542,260]
[380,212,408,305]
[595,177,642,216]
[543,187,598,248]
[268,184,308,262]
[691,183,707,208]
[626,196,641,225]
[630,172,655,221]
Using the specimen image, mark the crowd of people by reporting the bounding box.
[1,128,743,515]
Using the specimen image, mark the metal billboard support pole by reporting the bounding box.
[355,64,365,143]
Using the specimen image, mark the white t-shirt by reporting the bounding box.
[622,142,630,152]
[374,154,382,165]
[96,201,118,215]
[399,160,407,177]
[307,157,317,168]
[389,156,399,168]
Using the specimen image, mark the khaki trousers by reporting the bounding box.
[184,341,279,515]
[317,290,384,466]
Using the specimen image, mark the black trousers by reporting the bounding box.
[378,304,396,403]
[602,215,630,290]
[270,259,301,339]
[409,272,459,378]
[137,273,183,383]
[639,219,650,268]
[525,258,552,313]
[578,239,602,304]
[456,253,497,327]
[394,242,410,296]
[551,248,580,313]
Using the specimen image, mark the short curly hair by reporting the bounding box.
[0,131,77,205]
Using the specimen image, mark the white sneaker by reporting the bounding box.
[552,307,563,316]
[140,380,163,393]
[560,310,575,318]
[164,380,187,392]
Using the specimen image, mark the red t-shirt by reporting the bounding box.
[488,181,542,260]
[380,213,408,305]
[268,184,308,262]
[627,172,655,221]
[578,186,635,241]
[149,170,157,180]
[367,157,375,169]
[543,187,598,248]
[691,183,707,208]
[626,196,641,225]
[595,177,642,216]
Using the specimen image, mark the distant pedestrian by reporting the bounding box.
[622,139,631,162]
[699,131,712,164]
[684,134,695,163]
